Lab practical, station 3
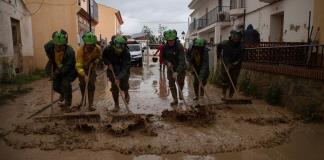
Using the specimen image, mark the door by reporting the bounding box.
[270,12,284,42]
[11,18,23,73]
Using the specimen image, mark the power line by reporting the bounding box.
[126,15,187,24]
[29,0,45,15]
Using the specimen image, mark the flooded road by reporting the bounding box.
[0,55,323,160]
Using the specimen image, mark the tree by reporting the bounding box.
[142,25,157,44]
[158,24,167,43]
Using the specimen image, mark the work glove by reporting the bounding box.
[199,80,203,87]
[94,58,101,64]
[167,62,173,68]
[227,63,234,70]
[115,79,120,86]
[53,70,61,79]
[78,69,85,77]
[172,72,178,79]
[108,64,114,71]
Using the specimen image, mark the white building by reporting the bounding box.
[0,0,34,80]
[188,0,315,71]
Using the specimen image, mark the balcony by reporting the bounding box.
[259,0,279,3]
[196,6,231,31]
[230,0,246,16]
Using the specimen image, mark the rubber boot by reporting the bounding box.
[88,90,96,111]
[65,96,72,113]
[58,94,65,106]
[170,88,178,106]
[229,87,235,98]
[125,91,130,104]
[112,92,120,112]
[222,86,227,99]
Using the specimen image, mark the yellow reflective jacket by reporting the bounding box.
[76,44,102,76]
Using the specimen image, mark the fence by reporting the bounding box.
[244,44,324,69]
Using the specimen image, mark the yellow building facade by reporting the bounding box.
[23,0,98,69]
[313,0,324,44]
[95,4,123,44]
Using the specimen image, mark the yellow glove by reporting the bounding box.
[78,69,85,77]
[95,58,100,64]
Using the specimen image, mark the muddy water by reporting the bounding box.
[0,55,323,160]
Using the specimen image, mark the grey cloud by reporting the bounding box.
[97,0,191,35]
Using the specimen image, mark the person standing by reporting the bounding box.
[162,30,186,106]
[75,32,101,111]
[217,31,243,98]
[44,30,76,112]
[102,35,131,112]
[187,38,209,100]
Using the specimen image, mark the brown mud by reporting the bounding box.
[0,55,323,159]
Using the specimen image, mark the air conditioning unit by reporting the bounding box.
[219,13,226,21]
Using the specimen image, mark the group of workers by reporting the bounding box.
[45,25,249,112]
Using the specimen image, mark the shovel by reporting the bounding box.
[110,67,132,113]
[219,57,252,104]
[191,67,210,106]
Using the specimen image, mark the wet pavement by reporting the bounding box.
[0,55,323,160]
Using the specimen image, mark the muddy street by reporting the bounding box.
[0,55,323,160]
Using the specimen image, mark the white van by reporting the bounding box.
[127,42,143,67]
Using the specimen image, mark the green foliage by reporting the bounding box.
[295,102,323,123]
[238,78,258,98]
[0,87,33,106]
[208,70,222,85]
[142,25,158,44]
[265,85,282,105]
[1,69,47,84]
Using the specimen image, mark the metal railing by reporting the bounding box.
[194,6,230,30]
[230,0,246,9]
[189,21,196,33]
[244,44,324,68]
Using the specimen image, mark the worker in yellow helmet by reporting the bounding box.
[75,32,102,111]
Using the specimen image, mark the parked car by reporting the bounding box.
[127,42,143,67]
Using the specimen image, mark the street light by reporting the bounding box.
[181,31,185,40]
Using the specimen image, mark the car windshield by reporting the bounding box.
[128,45,141,52]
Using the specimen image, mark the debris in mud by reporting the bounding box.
[105,113,156,137]
[161,105,216,124]
[236,115,290,125]
[76,123,96,133]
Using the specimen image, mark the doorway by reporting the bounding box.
[11,17,23,73]
[270,12,284,42]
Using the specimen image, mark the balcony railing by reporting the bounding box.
[194,6,230,30]
[230,0,246,9]
[244,44,324,68]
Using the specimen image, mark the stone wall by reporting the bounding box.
[238,69,324,112]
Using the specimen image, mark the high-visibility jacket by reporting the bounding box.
[76,44,102,76]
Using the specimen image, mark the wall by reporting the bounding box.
[244,0,314,42]
[190,0,218,22]
[239,68,324,113]
[313,0,324,44]
[0,0,34,78]
[95,4,119,43]
[24,0,79,69]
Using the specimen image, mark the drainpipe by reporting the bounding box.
[88,0,92,32]
[243,9,246,30]
[307,11,312,43]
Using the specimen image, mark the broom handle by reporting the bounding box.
[192,67,210,99]
[50,63,54,118]
[170,67,188,106]
[110,67,130,112]
[220,57,239,96]
[82,64,92,111]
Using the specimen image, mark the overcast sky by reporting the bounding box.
[96,0,191,36]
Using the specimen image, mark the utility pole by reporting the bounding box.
[88,0,92,32]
